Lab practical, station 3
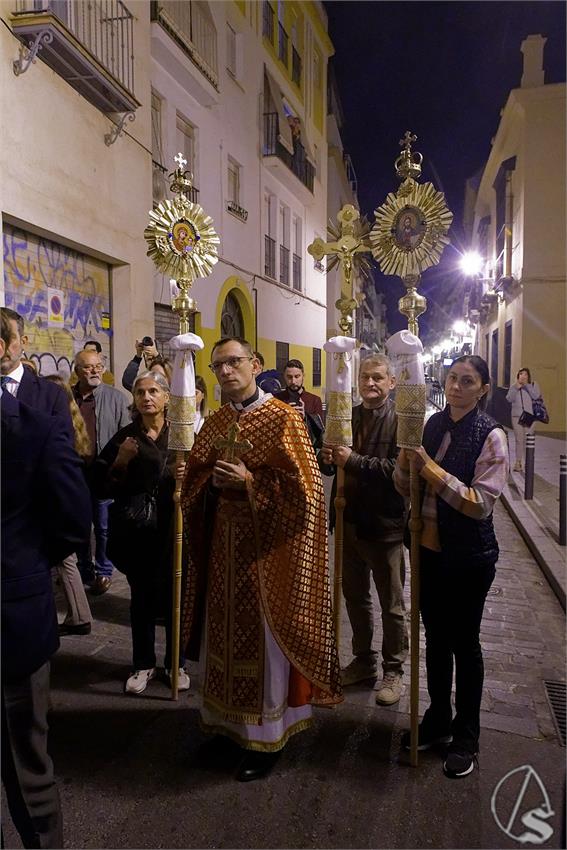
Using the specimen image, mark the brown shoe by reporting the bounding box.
[90,575,111,596]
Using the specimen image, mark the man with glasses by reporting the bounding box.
[181,337,341,782]
[73,350,130,594]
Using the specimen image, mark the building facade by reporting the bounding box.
[463,35,566,433]
[1,0,334,407]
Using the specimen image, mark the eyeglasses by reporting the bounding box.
[80,365,104,373]
[208,356,253,374]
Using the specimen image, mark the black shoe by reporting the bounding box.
[58,622,92,636]
[401,725,453,752]
[443,745,477,778]
[236,749,281,782]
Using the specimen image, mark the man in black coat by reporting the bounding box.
[319,354,408,706]
[1,313,92,848]
[0,307,72,438]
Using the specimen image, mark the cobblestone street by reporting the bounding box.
[3,486,565,849]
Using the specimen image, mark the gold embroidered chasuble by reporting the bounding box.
[180,397,342,725]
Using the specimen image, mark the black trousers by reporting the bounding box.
[419,547,496,752]
[1,662,63,849]
[126,564,183,671]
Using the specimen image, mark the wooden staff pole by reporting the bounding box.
[170,450,186,700]
[333,467,346,644]
[409,458,423,766]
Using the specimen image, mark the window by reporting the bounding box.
[276,341,289,376]
[292,215,302,291]
[176,114,196,182]
[279,203,290,286]
[491,329,499,387]
[226,23,237,76]
[221,292,244,339]
[312,348,321,387]
[504,321,512,387]
[151,91,165,204]
[228,158,240,205]
[492,156,516,280]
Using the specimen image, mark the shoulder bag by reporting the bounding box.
[518,388,535,428]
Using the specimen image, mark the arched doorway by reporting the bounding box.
[220,291,244,339]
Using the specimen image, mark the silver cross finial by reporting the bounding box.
[174,152,187,169]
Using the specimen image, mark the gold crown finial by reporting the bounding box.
[395,131,423,182]
[169,152,194,197]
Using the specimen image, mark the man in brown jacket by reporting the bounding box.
[319,354,408,705]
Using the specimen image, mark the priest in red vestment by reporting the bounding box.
[181,337,341,781]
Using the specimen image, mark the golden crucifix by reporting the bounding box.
[214,422,253,463]
[308,204,371,335]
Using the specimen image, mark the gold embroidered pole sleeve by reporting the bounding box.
[180,398,342,709]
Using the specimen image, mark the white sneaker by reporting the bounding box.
[165,668,191,691]
[375,672,403,706]
[125,668,156,694]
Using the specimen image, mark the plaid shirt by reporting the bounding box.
[394,427,509,552]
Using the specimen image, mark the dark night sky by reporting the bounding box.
[325,1,566,341]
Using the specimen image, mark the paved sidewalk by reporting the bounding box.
[502,429,566,609]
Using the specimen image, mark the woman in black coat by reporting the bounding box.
[94,371,188,695]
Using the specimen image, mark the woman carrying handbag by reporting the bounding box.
[506,368,542,472]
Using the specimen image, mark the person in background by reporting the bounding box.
[275,359,324,449]
[73,350,130,595]
[1,310,92,849]
[83,340,102,354]
[195,375,207,434]
[394,355,508,779]
[93,371,189,695]
[45,375,93,636]
[122,338,160,392]
[506,368,541,472]
[0,307,72,438]
[254,351,283,395]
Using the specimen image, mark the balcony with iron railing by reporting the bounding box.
[292,253,301,291]
[151,0,218,89]
[265,235,276,279]
[11,0,138,113]
[278,21,288,67]
[279,245,289,286]
[263,112,314,194]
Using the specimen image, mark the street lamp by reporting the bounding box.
[459,250,483,276]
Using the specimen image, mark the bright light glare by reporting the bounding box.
[441,338,452,351]
[460,251,483,276]
[432,345,442,356]
[453,320,467,336]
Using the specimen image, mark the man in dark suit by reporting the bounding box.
[0,308,72,437]
[1,314,92,848]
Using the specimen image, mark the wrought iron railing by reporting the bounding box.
[292,253,301,291]
[152,160,199,205]
[278,21,288,66]
[14,0,135,93]
[262,0,274,42]
[152,0,218,88]
[291,45,301,86]
[265,235,276,279]
[279,245,289,286]
[263,113,314,193]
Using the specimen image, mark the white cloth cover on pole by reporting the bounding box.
[167,332,205,452]
[386,330,426,449]
[323,336,356,447]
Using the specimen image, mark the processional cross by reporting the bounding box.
[174,151,187,169]
[308,204,372,335]
[214,421,253,463]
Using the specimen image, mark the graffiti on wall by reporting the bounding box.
[3,225,112,376]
